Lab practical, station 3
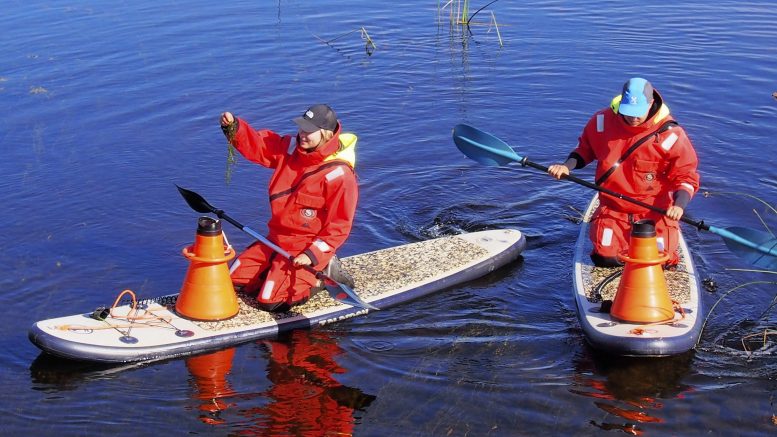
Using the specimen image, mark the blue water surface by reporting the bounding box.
[2,1,776,435]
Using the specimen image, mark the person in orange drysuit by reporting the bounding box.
[220,104,358,312]
[548,78,700,266]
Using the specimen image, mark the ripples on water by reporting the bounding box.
[3,1,777,435]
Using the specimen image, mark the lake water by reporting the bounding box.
[3,1,777,435]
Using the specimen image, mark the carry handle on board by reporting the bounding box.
[176,185,378,310]
[452,123,777,270]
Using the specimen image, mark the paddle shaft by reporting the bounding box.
[209,208,332,282]
[175,185,379,309]
[452,125,777,263]
[528,157,774,259]
[465,140,774,257]
[519,157,711,231]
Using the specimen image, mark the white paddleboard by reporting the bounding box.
[573,195,703,356]
[30,229,526,363]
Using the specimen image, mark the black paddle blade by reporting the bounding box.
[323,282,378,310]
[176,185,215,214]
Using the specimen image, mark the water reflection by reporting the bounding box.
[570,349,694,435]
[186,348,238,425]
[186,330,376,434]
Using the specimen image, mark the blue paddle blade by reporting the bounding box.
[452,124,523,166]
[715,226,777,270]
[324,283,378,310]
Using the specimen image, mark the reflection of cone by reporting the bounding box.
[610,220,674,323]
[176,217,239,321]
[186,348,236,425]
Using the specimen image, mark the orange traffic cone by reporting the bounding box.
[176,217,239,321]
[610,220,674,323]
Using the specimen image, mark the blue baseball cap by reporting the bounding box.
[618,78,654,117]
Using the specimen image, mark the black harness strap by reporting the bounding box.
[595,120,679,186]
[269,161,354,202]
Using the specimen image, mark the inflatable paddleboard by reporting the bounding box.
[30,229,526,363]
[573,195,703,356]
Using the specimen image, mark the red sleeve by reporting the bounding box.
[230,117,291,169]
[665,127,700,199]
[569,112,602,168]
[304,165,358,267]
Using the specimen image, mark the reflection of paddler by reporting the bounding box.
[249,330,376,435]
[186,348,237,425]
[571,352,693,433]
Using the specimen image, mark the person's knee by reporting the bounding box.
[590,252,624,268]
[257,295,310,313]
[258,301,292,313]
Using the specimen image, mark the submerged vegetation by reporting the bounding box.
[315,26,377,56]
[699,192,777,358]
[438,0,504,47]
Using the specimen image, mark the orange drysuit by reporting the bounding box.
[227,118,358,311]
[569,90,700,265]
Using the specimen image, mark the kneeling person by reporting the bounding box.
[548,78,700,267]
[220,104,358,312]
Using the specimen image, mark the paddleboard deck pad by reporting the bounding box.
[574,195,703,356]
[30,229,526,363]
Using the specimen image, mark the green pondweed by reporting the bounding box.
[438,0,504,47]
[225,142,237,185]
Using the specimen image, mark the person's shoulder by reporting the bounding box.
[581,106,614,127]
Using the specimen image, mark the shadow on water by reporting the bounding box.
[570,347,695,434]
[29,353,149,390]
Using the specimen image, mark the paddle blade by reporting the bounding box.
[452,124,522,166]
[717,226,777,270]
[324,282,378,310]
[176,185,216,214]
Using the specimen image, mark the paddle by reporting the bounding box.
[176,185,378,310]
[452,123,777,269]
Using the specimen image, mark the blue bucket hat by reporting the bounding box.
[619,78,654,117]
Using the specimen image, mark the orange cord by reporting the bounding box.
[57,289,173,331]
[109,289,168,321]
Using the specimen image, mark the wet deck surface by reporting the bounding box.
[195,235,489,330]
